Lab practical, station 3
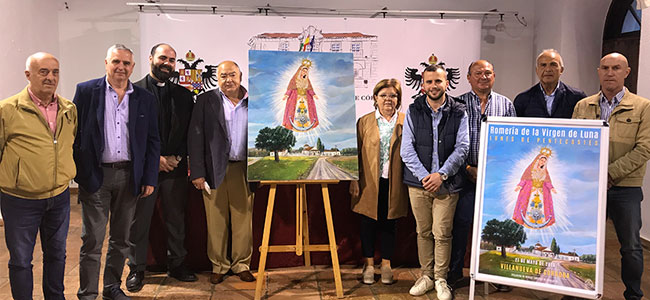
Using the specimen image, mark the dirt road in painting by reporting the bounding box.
[536,261,592,290]
[306,157,355,180]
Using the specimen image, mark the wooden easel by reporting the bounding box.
[254,180,343,300]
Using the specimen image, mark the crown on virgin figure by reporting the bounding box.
[539,147,552,157]
[301,59,313,68]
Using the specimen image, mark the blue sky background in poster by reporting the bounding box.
[248,50,356,150]
[481,124,602,256]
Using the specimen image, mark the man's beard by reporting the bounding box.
[426,89,444,101]
[152,63,173,82]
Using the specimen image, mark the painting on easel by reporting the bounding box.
[247,50,358,181]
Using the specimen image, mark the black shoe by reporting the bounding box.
[102,285,131,300]
[447,271,463,286]
[494,284,513,292]
[125,270,144,293]
[168,264,198,282]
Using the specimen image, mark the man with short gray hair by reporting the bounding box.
[74,44,160,300]
[514,49,586,118]
[0,52,77,300]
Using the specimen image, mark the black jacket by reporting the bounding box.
[134,75,194,157]
[514,81,586,118]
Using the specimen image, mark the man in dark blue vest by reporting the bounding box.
[401,64,469,300]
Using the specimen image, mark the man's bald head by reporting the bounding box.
[466,59,495,95]
[600,52,629,67]
[598,52,631,98]
[26,52,58,71]
[217,60,243,98]
[24,52,60,102]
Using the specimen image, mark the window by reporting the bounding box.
[621,2,641,34]
[330,42,342,52]
[351,43,361,53]
[279,41,289,51]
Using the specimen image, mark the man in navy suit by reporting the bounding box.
[73,44,160,300]
[514,49,586,118]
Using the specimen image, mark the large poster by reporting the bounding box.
[138,14,480,119]
[247,50,357,181]
[470,117,608,299]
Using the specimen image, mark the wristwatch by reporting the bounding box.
[439,172,448,181]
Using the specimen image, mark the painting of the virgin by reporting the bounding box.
[282,59,319,132]
[512,147,556,229]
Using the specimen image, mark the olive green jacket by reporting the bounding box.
[572,90,650,187]
[0,87,77,199]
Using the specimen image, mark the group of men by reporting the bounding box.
[401,49,645,300]
[0,44,645,300]
[0,43,254,300]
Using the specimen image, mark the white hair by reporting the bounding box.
[106,44,134,60]
[537,49,564,68]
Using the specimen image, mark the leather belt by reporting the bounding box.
[101,161,132,169]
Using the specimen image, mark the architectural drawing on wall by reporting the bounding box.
[248,25,378,88]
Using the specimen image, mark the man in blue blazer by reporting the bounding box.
[73,44,160,300]
[514,49,586,118]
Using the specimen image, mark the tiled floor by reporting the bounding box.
[0,196,648,300]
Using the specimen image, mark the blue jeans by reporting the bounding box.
[0,189,70,300]
[607,187,644,300]
[448,182,475,280]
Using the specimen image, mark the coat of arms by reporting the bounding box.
[173,50,218,95]
[404,53,461,99]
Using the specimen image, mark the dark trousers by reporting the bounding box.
[359,178,396,260]
[78,167,137,300]
[128,171,189,272]
[448,182,475,280]
[1,189,70,300]
[607,187,644,300]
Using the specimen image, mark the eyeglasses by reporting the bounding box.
[377,94,398,99]
[472,71,493,78]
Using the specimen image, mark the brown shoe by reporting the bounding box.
[236,270,255,282]
[210,273,225,284]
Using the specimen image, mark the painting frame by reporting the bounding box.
[469,117,609,299]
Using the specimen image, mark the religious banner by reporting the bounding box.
[470,117,608,299]
[247,50,357,181]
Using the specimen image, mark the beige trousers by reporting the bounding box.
[202,161,253,274]
[408,186,459,280]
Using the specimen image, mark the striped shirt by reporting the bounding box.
[459,90,516,166]
[221,89,249,161]
[102,78,133,163]
[600,87,626,122]
[540,82,560,115]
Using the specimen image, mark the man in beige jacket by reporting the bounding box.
[0,52,77,300]
[572,52,648,300]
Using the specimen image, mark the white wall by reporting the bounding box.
[0,0,61,99]
[2,0,624,230]
[533,0,610,96]
[638,8,650,242]
[51,0,611,101]
[52,0,538,101]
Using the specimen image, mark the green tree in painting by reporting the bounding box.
[550,238,561,255]
[255,126,296,162]
[481,219,527,258]
[316,137,325,153]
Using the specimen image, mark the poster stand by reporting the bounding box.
[468,117,608,300]
[254,180,343,300]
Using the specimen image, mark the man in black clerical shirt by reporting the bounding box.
[126,43,196,292]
